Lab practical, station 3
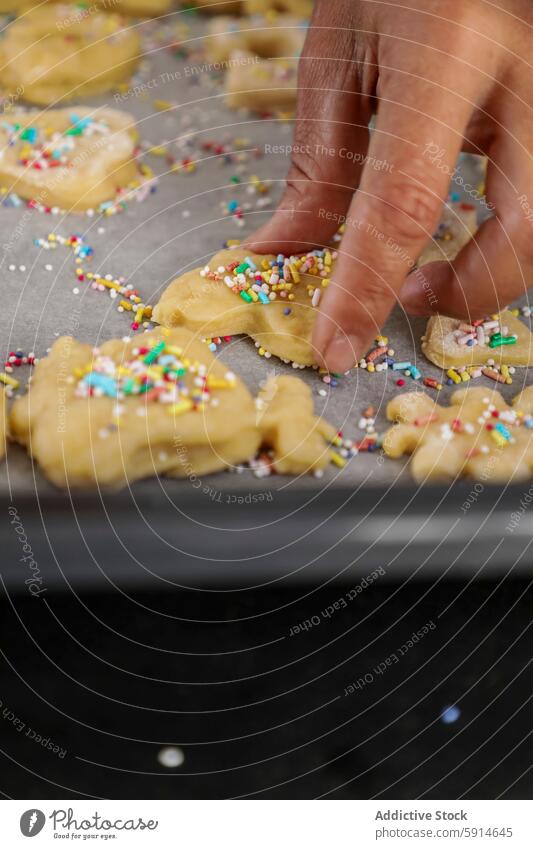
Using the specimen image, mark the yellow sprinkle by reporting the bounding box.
[330,435,343,447]
[135,307,145,324]
[500,364,512,384]
[168,399,193,416]
[376,335,388,346]
[329,451,346,468]
[460,370,470,382]
[0,372,19,389]
[207,378,235,389]
[166,345,183,356]
[119,299,133,311]
[322,278,330,288]
[154,99,173,111]
[102,278,122,291]
[490,431,507,448]
[447,368,461,384]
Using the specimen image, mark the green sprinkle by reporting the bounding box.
[489,335,517,348]
[122,378,135,395]
[235,262,249,274]
[239,291,252,303]
[143,341,166,364]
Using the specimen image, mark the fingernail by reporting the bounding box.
[322,332,360,373]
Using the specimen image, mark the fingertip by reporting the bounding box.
[400,262,452,317]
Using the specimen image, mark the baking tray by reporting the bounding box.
[1,11,531,588]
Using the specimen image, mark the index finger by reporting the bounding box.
[313,35,488,371]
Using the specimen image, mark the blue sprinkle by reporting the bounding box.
[258,291,270,305]
[466,339,474,346]
[84,373,118,397]
[283,308,291,316]
[441,705,461,724]
[495,422,510,440]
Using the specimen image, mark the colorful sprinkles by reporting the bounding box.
[75,340,237,419]
[199,248,334,305]
[34,233,154,332]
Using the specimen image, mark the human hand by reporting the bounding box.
[245,0,532,372]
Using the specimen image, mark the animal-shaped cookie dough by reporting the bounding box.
[205,14,306,63]
[10,329,260,488]
[418,202,478,266]
[256,375,337,474]
[224,51,298,111]
[422,310,533,370]
[0,7,140,105]
[1,0,171,15]
[153,247,336,366]
[185,0,242,13]
[104,0,172,16]
[0,107,139,211]
[245,0,313,15]
[383,386,533,483]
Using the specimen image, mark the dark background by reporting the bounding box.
[1,577,531,800]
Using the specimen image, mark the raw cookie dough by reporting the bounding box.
[10,329,260,488]
[205,14,306,63]
[0,7,140,105]
[185,1,243,13]
[224,50,298,111]
[383,386,533,483]
[101,0,172,16]
[422,310,533,370]
[0,107,139,211]
[256,375,337,474]
[418,202,478,265]
[153,246,336,366]
[245,0,313,15]
[15,0,172,17]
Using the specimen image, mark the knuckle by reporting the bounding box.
[366,179,442,245]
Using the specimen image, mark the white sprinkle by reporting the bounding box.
[157,747,185,769]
